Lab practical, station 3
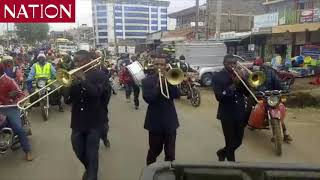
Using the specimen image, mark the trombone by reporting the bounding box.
[17,57,104,110]
[159,64,184,99]
[232,61,266,103]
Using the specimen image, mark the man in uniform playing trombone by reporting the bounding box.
[142,52,181,165]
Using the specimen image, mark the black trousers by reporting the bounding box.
[125,81,140,106]
[218,119,245,162]
[147,132,176,165]
[71,129,100,180]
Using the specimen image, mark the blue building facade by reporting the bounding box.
[92,0,169,47]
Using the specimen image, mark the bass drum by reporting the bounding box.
[126,61,145,85]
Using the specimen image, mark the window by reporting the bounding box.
[98,25,107,30]
[97,19,107,23]
[161,15,167,19]
[151,14,158,18]
[151,20,158,24]
[151,26,158,31]
[125,32,147,36]
[161,9,167,13]
[151,8,157,12]
[125,19,148,24]
[124,7,149,12]
[115,12,122,17]
[297,0,313,10]
[161,27,167,31]
[96,6,106,11]
[116,32,123,36]
[97,12,107,17]
[125,26,148,30]
[161,20,167,24]
[125,13,149,18]
[99,38,108,43]
[115,19,122,23]
[115,6,122,11]
[98,32,108,36]
[115,26,123,30]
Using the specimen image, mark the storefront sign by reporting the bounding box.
[271,33,292,45]
[254,12,278,28]
[220,31,236,39]
[300,9,314,23]
[279,9,298,25]
[313,8,320,22]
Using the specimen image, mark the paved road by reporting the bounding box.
[1,88,320,180]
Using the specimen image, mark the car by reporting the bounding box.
[194,55,253,86]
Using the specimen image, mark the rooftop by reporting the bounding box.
[169,4,206,18]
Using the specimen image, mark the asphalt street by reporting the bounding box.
[1,88,320,180]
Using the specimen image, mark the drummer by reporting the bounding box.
[119,60,140,110]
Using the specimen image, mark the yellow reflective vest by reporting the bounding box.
[35,63,51,79]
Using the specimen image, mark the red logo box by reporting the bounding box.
[0,0,75,22]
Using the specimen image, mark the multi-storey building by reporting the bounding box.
[260,0,320,59]
[92,0,169,47]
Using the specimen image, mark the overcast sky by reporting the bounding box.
[50,0,206,31]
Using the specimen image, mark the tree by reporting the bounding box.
[15,23,49,44]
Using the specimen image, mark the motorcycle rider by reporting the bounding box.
[2,55,24,86]
[26,52,64,112]
[0,61,33,161]
[46,50,55,63]
[250,57,293,143]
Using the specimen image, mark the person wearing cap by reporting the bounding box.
[26,52,64,112]
[2,55,24,85]
[0,60,33,161]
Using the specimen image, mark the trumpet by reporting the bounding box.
[159,64,184,99]
[232,61,266,103]
[17,57,104,110]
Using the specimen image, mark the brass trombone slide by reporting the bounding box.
[17,57,102,110]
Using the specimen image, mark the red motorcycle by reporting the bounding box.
[248,90,289,156]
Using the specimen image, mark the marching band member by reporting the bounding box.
[119,61,140,110]
[64,50,111,180]
[142,53,180,165]
[212,55,248,162]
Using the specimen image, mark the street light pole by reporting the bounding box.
[215,0,222,40]
[195,0,200,40]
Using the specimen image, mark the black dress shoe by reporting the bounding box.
[217,149,226,162]
[82,171,87,180]
[103,139,110,148]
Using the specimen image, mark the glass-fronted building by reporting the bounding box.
[92,0,170,47]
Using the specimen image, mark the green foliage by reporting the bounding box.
[15,23,49,44]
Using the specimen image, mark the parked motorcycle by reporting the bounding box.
[248,90,289,156]
[0,105,31,154]
[179,73,201,107]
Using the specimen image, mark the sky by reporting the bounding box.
[50,0,206,31]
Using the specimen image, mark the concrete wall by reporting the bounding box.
[207,0,266,33]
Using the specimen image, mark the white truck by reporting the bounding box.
[78,43,90,51]
[175,41,227,86]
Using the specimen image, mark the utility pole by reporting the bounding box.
[205,1,209,40]
[195,0,200,40]
[215,0,222,40]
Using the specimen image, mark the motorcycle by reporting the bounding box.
[31,78,51,121]
[248,90,289,156]
[179,72,201,107]
[0,105,31,154]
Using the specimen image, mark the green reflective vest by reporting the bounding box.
[35,63,51,79]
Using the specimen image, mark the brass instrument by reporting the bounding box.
[232,61,266,102]
[17,57,104,110]
[159,64,184,99]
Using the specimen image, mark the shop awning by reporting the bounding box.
[272,23,320,33]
